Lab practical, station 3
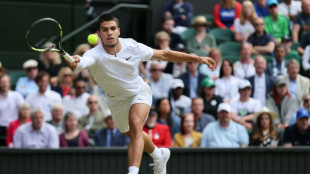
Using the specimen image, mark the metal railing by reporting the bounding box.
[62,3,150,42]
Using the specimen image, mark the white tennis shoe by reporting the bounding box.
[150,148,170,174]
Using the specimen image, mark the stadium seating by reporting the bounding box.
[8,71,26,90]
[209,28,234,45]
[180,28,196,42]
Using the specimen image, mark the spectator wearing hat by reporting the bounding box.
[213,0,242,30]
[59,112,90,147]
[266,44,288,78]
[95,109,130,147]
[199,48,222,80]
[281,36,300,62]
[26,71,62,122]
[0,74,24,146]
[248,55,274,106]
[201,103,249,147]
[230,80,262,130]
[191,97,215,133]
[215,59,242,103]
[174,113,202,147]
[254,0,270,18]
[266,75,299,130]
[278,0,301,28]
[15,59,39,98]
[292,0,310,43]
[233,43,256,79]
[234,0,257,42]
[178,61,207,99]
[143,109,172,147]
[169,79,191,118]
[264,0,290,44]
[200,77,223,119]
[13,108,59,148]
[290,94,310,125]
[148,60,173,104]
[284,59,310,104]
[186,16,216,57]
[283,108,310,146]
[250,106,281,147]
[247,17,275,55]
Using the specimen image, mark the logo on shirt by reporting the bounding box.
[126,56,132,60]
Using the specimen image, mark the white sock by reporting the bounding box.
[128,166,139,174]
[149,146,163,160]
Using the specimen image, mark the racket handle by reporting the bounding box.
[62,52,74,63]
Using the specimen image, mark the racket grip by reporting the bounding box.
[62,52,74,63]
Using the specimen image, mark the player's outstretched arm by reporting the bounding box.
[152,49,215,70]
[65,55,80,69]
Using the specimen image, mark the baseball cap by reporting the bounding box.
[171,79,184,89]
[296,108,309,119]
[239,80,252,90]
[267,0,278,6]
[23,59,38,69]
[217,103,232,113]
[274,75,287,86]
[202,77,215,88]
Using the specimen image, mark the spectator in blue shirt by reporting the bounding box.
[15,59,39,98]
[163,0,193,28]
[200,103,249,147]
[254,0,270,17]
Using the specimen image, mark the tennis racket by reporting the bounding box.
[25,18,74,63]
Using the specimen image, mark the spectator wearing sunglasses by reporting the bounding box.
[63,78,90,119]
[290,94,310,125]
[78,95,105,143]
[15,59,39,98]
[264,0,290,44]
[148,60,173,105]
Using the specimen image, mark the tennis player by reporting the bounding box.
[67,13,215,174]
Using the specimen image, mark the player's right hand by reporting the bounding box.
[65,55,80,69]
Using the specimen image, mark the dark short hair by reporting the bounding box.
[97,13,119,31]
[35,71,50,83]
[73,78,85,86]
[219,59,234,78]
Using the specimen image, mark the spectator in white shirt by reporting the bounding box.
[278,0,301,27]
[47,103,64,134]
[248,55,274,106]
[15,59,39,98]
[233,43,256,79]
[0,74,24,146]
[148,60,173,104]
[169,79,191,117]
[234,0,257,42]
[26,71,62,122]
[63,78,90,119]
[13,108,59,148]
[231,80,262,131]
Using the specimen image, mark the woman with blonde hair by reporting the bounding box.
[52,67,73,97]
[213,0,242,30]
[234,0,258,42]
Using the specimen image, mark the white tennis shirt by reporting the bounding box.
[78,38,153,100]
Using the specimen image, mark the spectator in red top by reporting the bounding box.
[213,0,242,30]
[6,103,31,147]
[143,109,172,147]
[52,67,73,97]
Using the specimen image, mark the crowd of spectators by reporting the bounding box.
[1,0,310,149]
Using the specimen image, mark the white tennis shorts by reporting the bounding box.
[106,84,152,133]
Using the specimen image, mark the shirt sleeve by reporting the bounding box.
[48,126,60,148]
[13,128,22,148]
[293,14,301,25]
[238,125,249,146]
[138,43,154,62]
[200,126,209,147]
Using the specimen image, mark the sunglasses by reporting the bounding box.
[268,4,277,9]
[88,101,98,104]
[255,23,264,26]
[75,86,85,89]
[304,99,310,103]
[150,68,163,72]
[63,74,72,77]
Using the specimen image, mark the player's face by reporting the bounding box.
[98,21,120,48]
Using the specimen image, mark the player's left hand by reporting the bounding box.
[199,57,216,71]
